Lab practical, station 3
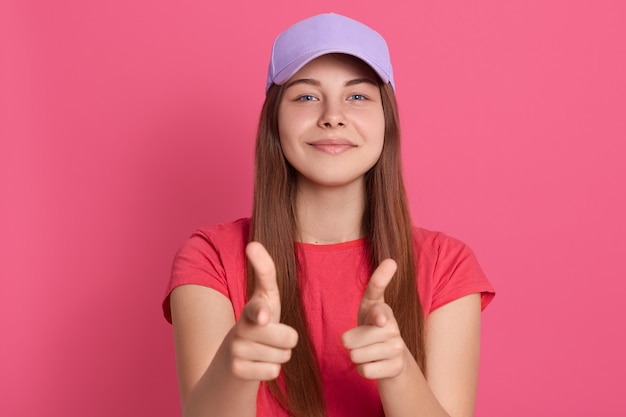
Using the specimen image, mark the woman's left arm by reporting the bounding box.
[342,262,482,417]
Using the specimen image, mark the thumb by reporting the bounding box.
[362,258,397,304]
[245,241,280,320]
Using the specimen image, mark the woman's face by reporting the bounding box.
[277,54,385,189]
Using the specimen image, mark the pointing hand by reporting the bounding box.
[341,259,408,380]
[226,242,298,381]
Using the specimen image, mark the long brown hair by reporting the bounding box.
[248,80,425,417]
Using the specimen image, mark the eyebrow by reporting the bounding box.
[284,77,378,90]
[284,78,321,89]
[345,77,378,87]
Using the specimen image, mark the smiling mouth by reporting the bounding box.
[307,139,356,155]
[314,144,354,155]
[308,143,356,155]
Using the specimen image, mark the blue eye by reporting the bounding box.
[297,95,318,101]
[349,94,366,101]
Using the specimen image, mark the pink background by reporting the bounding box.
[2,0,625,415]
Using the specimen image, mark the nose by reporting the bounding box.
[318,100,346,128]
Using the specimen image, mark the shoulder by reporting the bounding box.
[191,217,250,247]
[173,217,250,278]
[176,218,250,258]
[412,226,473,260]
[164,218,251,323]
[411,226,495,313]
[175,218,251,280]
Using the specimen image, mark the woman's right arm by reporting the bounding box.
[170,242,298,417]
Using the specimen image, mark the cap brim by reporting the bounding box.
[271,49,392,87]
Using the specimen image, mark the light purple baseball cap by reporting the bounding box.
[266,13,394,93]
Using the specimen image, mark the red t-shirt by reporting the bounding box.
[163,218,495,416]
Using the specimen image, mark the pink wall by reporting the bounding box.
[2,1,624,415]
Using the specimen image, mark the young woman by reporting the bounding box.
[163,13,495,417]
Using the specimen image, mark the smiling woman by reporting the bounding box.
[163,13,495,417]
[278,54,385,191]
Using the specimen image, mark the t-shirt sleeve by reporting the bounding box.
[429,233,495,312]
[162,231,230,323]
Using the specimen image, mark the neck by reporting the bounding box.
[295,178,366,244]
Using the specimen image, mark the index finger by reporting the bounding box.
[362,258,397,303]
[245,241,279,296]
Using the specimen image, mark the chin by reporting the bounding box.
[298,172,368,189]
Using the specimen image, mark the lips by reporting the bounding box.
[306,138,356,155]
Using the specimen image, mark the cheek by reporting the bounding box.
[277,107,315,157]
[277,113,297,164]
[277,111,291,153]
[365,111,386,146]
[277,107,299,145]
[277,121,292,154]
[369,114,386,162]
